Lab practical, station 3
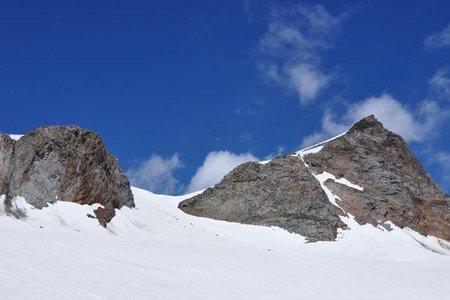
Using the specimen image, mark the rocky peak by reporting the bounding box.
[0,126,134,226]
[304,116,450,241]
[348,114,384,133]
[179,115,450,242]
[346,115,406,149]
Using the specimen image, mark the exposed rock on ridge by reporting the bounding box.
[0,126,134,225]
[179,115,450,242]
[180,155,346,241]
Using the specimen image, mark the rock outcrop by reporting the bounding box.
[304,115,450,241]
[179,115,450,242]
[0,134,15,197]
[180,155,346,241]
[0,126,134,225]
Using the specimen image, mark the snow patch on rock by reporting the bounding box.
[8,134,23,141]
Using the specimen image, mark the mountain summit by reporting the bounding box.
[179,115,450,242]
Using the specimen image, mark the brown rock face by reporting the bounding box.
[0,126,134,225]
[179,115,450,242]
[304,115,450,241]
[179,156,346,242]
[94,207,116,227]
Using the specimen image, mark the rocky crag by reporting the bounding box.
[179,115,450,242]
[0,126,134,226]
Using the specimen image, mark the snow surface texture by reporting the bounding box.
[1,187,450,300]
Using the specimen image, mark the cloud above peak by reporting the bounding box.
[258,3,344,104]
[301,93,448,147]
[186,151,259,193]
[288,64,330,102]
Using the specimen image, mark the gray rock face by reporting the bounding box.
[0,134,15,196]
[179,115,450,242]
[0,126,134,224]
[179,155,346,241]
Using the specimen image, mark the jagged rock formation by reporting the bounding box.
[179,115,450,242]
[0,126,134,225]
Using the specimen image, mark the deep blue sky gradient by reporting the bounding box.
[1,1,449,192]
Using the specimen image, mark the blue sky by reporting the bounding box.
[1,1,450,194]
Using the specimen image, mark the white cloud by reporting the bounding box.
[258,4,343,104]
[345,94,426,141]
[300,132,327,148]
[297,4,340,33]
[429,69,450,100]
[186,151,259,193]
[425,24,450,49]
[435,151,450,165]
[126,154,183,194]
[301,94,448,147]
[300,112,347,147]
[288,64,330,102]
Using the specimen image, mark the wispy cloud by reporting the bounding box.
[126,154,183,194]
[429,68,450,100]
[425,24,450,49]
[186,151,259,193]
[435,151,450,165]
[127,150,261,195]
[301,93,448,147]
[258,3,345,104]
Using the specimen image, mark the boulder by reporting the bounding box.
[0,126,134,225]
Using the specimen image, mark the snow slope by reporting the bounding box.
[1,186,450,300]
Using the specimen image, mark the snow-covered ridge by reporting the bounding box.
[296,131,347,155]
[259,131,346,165]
